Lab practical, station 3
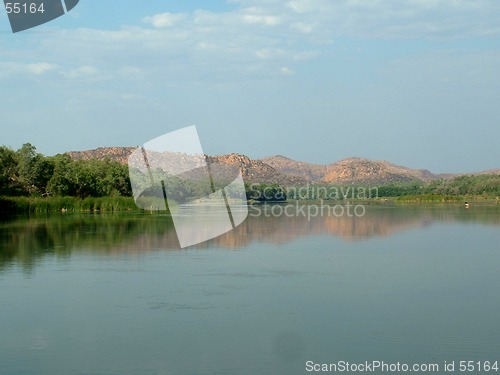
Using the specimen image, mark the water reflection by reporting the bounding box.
[1,204,500,375]
[1,203,499,271]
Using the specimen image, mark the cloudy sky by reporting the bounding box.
[1,0,499,173]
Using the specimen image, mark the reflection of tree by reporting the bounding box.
[1,205,499,272]
[0,214,177,274]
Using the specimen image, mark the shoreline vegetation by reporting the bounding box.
[0,196,139,215]
[1,143,499,216]
[1,194,499,217]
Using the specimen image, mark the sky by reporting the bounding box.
[1,0,500,173]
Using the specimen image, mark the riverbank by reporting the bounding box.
[1,194,499,217]
[0,196,139,215]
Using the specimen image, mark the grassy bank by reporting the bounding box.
[395,194,465,203]
[0,196,139,215]
[395,194,500,204]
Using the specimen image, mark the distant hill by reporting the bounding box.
[261,155,442,184]
[477,169,500,176]
[66,147,497,185]
[323,157,438,184]
[260,155,328,182]
[66,147,136,165]
[207,153,306,185]
[67,148,304,185]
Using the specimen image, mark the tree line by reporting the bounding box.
[2,143,499,201]
[376,175,500,198]
[0,144,131,198]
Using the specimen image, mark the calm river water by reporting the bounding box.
[1,203,500,375]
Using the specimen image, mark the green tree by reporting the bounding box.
[0,146,19,195]
[16,143,39,194]
[14,143,54,196]
[246,183,287,201]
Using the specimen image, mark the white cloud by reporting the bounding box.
[64,65,97,78]
[143,12,187,28]
[27,63,57,74]
[292,21,316,34]
[256,48,286,60]
[242,14,281,26]
[0,62,58,78]
[3,1,500,86]
[1,1,499,172]
[119,66,143,76]
[287,0,331,14]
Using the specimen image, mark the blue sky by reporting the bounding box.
[1,0,500,173]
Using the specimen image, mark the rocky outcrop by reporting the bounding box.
[322,158,437,184]
[66,147,136,165]
[67,148,458,185]
[261,155,439,184]
[67,148,305,185]
[208,153,306,185]
[260,155,328,182]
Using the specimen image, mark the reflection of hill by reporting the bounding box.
[210,205,434,247]
[1,205,499,272]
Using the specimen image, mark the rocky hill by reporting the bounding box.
[67,147,496,185]
[477,169,500,176]
[323,157,437,184]
[67,148,304,185]
[261,155,441,184]
[260,155,328,182]
[207,153,305,185]
[66,147,136,165]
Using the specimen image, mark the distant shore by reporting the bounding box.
[1,194,499,217]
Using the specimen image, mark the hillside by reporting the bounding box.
[323,157,437,184]
[67,148,304,185]
[260,155,328,182]
[66,147,136,165]
[260,155,440,184]
[477,169,500,176]
[66,147,497,186]
[207,153,305,185]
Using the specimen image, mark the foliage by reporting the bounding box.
[245,183,287,201]
[0,196,138,214]
[395,194,464,202]
[425,175,500,197]
[0,146,19,196]
[376,180,425,197]
[2,143,499,214]
[375,175,500,198]
[0,144,132,199]
[0,213,175,273]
